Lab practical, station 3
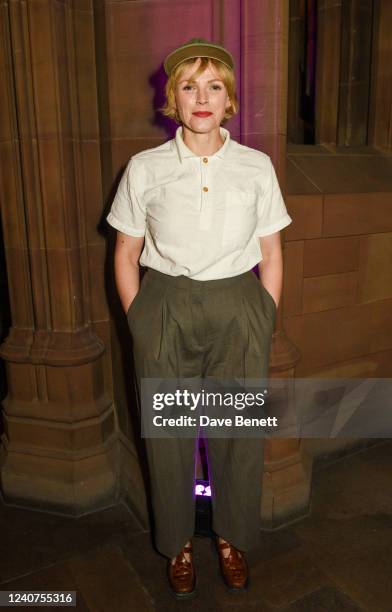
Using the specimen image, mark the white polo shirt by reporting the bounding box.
[106,126,292,280]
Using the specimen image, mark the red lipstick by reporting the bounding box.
[193,112,212,117]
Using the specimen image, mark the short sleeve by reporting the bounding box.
[255,157,292,237]
[106,158,146,237]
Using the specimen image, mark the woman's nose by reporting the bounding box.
[196,89,208,104]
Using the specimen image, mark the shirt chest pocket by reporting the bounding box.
[215,189,257,247]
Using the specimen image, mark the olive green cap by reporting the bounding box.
[163,37,234,76]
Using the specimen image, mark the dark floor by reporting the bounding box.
[1,441,392,611]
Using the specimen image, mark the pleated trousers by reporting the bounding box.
[127,267,276,559]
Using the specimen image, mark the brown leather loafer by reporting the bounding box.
[215,538,249,591]
[167,543,196,599]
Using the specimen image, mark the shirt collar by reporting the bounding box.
[174,125,231,162]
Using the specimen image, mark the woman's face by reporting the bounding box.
[174,58,231,133]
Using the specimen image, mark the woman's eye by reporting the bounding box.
[181,84,223,91]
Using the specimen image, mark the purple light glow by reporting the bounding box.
[195,483,211,497]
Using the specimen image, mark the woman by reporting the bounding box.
[106,38,292,599]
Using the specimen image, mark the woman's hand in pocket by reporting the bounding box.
[126,292,139,316]
[113,231,144,315]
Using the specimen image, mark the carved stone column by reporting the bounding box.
[0,0,117,514]
[241,0,313,528]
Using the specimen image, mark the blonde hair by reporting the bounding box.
[160,57,239,124]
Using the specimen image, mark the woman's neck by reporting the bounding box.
[181,125,225,156]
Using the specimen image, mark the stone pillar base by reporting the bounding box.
[0,433,118,516]
[258,325,312,530]
[118,432,149,529]
[261,440,313,529]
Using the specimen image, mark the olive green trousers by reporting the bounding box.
[127,268,276,559]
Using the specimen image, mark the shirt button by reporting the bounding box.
[203,186,209,192]
[202,157,208,163]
